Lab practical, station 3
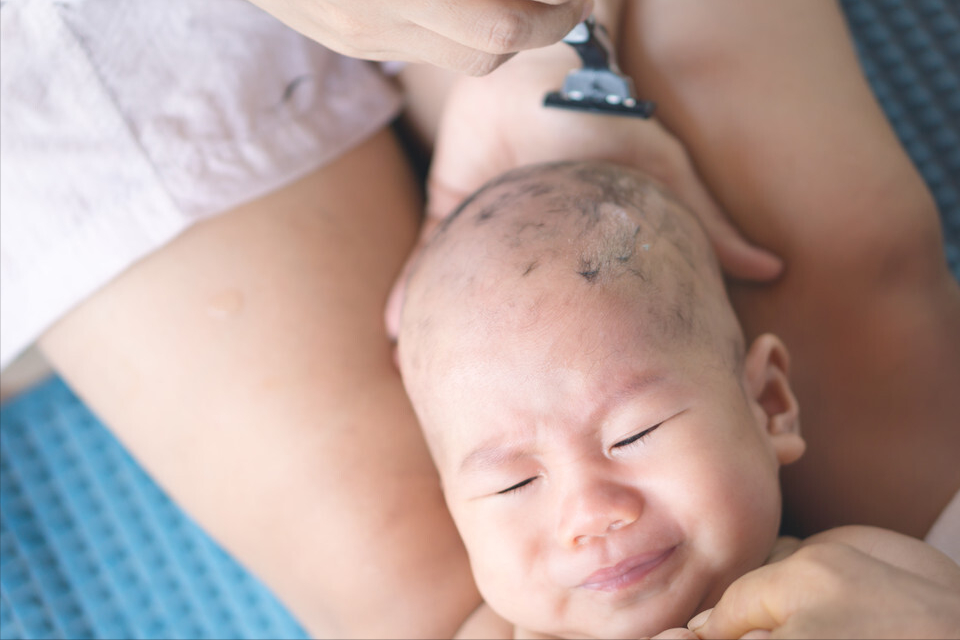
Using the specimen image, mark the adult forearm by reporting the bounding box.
[618,0,960,538]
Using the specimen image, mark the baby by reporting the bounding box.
[396,161,958,639]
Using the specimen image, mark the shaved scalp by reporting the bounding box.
[433,160,718,286]
[399,161,745,443]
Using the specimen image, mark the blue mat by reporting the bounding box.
[2,1,959,638]
[842,0,960,275]
[0,383,308,639]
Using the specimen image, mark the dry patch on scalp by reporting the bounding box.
[571,202,641,283]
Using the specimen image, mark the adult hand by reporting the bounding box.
[650,628,698,639]
[246,0,592,75]
[689,541,960,639]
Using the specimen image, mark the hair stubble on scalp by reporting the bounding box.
[399,161,747,442]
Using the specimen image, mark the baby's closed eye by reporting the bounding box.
[612,422,663,451]
[497,476,539,495]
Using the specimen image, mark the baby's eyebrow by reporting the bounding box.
[458,444,529,476]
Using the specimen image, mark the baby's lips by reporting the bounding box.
[579,546,676,591]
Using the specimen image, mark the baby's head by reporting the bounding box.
[398,161,804,639]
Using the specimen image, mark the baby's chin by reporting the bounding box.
[502,568,725,639]
[508,598,701,640]
[514,617,688,640]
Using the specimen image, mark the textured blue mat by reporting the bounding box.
[2,1,959,638]
[0,382,308,640]
[842,0,960,276]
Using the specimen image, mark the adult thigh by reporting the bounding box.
[39,129,480,638]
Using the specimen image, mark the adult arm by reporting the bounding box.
[620,0,960,540]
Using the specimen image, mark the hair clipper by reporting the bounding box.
[544,16,656,118]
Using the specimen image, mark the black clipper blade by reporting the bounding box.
[543,89,656,118]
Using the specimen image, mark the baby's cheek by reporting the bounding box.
[465,526,552,626]
[455,516,515,591]
[707,483,781,597]
[468,553,525,626]
[677,449,781,569]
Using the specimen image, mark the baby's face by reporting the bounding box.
[399,162,801,638]
[426,290,787,638]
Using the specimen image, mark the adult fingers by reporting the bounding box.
[689,543,865,639]
[408,0,591,71]
[669,166,783,282]
[385,217,444,342]
[649,627,699,639]
[311,17,516,75]
[384,257,410,343]
[425,175,475,221]
[252,0,584,74]
[687,564,790,639]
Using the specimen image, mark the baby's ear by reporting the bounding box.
[743,333,804,466]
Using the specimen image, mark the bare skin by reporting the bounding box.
[395,161,960,639]
[246,0,592,75]
[654,526,960,639]
[37,129,481,638]
[400,0,960,539]
[618,0,960,538]
[28,2,960,638]
[387,2,960,634]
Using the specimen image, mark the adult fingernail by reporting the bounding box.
[688,608,712,630]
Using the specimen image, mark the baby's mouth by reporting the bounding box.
[579,546,676,592]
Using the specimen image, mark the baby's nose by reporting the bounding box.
[557,478,642,548]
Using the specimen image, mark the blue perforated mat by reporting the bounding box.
[2,1,959,638]
[842,0,960,274]
[1,383,308,639]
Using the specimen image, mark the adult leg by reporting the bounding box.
[38,129,480,638]
[620,0,960,537]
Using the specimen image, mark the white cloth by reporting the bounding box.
[0,0,402,369]
[926,487,960,566]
